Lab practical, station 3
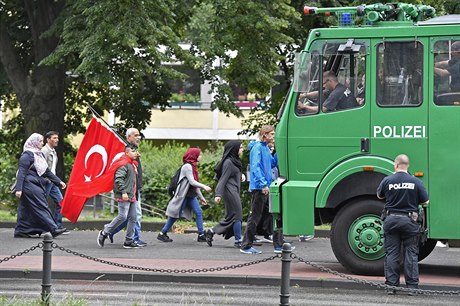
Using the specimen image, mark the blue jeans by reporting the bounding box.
[104,201,137,242]
[383,215,421,288]
[233,220,242,241]
[111,193,142,241]
[161,196,204,234]
[45,182,64,228]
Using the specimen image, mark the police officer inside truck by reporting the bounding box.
[297,70,359,113]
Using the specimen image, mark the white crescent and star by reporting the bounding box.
[84,145,108,182]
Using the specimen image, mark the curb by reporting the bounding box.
[1,269,458,292]
[0,222,331,238]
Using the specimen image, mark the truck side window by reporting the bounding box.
[434,40,460,106]
[295,52,321,116]
[377,41,423,107]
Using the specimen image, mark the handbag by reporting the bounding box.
[10,162,34,194]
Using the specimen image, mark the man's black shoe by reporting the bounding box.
[52,228,67,238]
[386,289,396,295]
[123,241,141,249]
[205,229,214,247]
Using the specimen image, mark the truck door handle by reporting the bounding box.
[361,138,369,152]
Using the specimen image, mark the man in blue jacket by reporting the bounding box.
[240,125,278,254]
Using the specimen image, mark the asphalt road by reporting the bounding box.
[1,278,460,306]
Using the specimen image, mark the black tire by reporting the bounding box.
[419,238,436,261]
[331,198,385,276]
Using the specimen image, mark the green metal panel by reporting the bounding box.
[269,177,285,214]
[281,180,318,235]
[428,37,460,239]
[315,156,394,208]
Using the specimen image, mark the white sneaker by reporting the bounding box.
[436,241,448,248]
[299,235,314,242]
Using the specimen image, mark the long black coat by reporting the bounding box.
[15,151,62,235]
[213,159,242,239]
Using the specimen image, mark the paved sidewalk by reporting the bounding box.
[0,228,459,292]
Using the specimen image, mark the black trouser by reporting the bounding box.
[384,215,420,288]
[241,190,267,249]
[256,200,273,237]
[272,214,284,249]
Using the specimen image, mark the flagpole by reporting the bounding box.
[85,103,129,145]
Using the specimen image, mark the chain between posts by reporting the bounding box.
[291,253,460,296]
[0,243,43,264]
[52,243,280,273]
[2,243,459,297]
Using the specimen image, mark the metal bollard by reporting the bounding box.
[41,233,53,305]
[279,242,292,306]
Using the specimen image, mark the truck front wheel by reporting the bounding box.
[331,198,385,276]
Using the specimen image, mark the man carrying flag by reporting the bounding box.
[60,118,126,223]
[108,128,146,246]
[93,144,140,248]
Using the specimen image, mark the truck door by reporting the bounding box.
[370,39,428,172]
[289,39,370,187]
[428,38,460,239]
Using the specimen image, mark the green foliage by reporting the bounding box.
[169,93,201,103]
[0,109,25,212]
[187,0,301,116]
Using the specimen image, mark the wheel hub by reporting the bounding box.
[348,215,384,260]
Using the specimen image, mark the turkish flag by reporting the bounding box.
[61,118,125,223]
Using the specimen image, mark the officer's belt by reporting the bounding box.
[387,211,415,217]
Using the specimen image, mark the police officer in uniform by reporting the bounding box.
[377,154,429,294]
[297,70,359,113]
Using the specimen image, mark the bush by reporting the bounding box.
[0,143,22,213]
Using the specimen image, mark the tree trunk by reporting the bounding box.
[20,64,67,180]
[0,1,67,180]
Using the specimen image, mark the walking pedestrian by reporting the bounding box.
[254,142,278,244]
[97,144,141,248]
[205,140,245,248]
[157,148,212,243]
[240,125,287,254]
[108,128,146,246]
[377,154,429,294]
[13,133,67,238]
[41,131,69,234]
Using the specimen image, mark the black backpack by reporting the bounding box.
[167,164,185,197]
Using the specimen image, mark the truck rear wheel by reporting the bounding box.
[331,198,385,276]
[419,238,436,261]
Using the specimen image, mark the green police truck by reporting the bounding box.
[271,3,460,275]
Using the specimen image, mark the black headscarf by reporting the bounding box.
[214,140,242,180]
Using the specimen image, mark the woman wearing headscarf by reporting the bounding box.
[13,133,67,238]
[157,148,212,243]
[205,140,245,248]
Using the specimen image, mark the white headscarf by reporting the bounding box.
[23,133,48,176]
